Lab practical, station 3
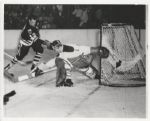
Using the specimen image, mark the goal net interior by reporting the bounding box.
[94,23,146,87]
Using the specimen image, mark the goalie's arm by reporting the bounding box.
[39,39,53,50]
[36,39,52,49]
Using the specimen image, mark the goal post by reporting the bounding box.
[99,24,103,85]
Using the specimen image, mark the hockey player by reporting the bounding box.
[33,40,109,87]
[4,15,49,73]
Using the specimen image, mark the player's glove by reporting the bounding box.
[30,33,39,42]
[99,46,109,58]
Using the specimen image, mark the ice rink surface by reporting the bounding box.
[4,49,146,118]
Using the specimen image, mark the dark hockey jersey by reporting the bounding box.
[20,22,40,46]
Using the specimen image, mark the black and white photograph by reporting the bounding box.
[1,0,148,119]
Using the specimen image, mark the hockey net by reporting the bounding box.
[97,23,146,87]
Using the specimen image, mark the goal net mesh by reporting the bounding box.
[95,24,146,86]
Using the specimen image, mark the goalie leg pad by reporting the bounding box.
[83,66,96,79]
[70,54,99,79]
[78,65,99,79]
[55,58,73,87]
[55,58,66,87]
[69,54,92,68]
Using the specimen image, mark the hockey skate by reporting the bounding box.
[64,79,73,87]
[56,81,65,87]
[34,67,44,77]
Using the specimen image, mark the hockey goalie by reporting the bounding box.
[32,40,109,87]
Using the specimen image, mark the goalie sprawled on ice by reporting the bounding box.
[32,40,109,87]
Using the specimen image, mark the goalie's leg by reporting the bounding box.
[55,58,66,87]
[55,58,73,87]
[78,65,100,80]
[71,54,100,80]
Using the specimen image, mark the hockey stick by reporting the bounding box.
[4,52,32,66]
[17,56,80,82]
[18,55,87,82]
[18,67,57,82]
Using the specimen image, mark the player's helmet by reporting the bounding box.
[28,14,39,27]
